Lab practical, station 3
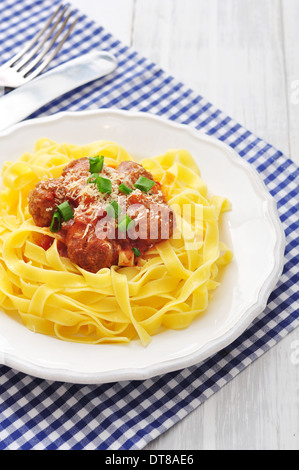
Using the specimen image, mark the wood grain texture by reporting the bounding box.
[281,0,299,162]
[133,0,291,159]
[72,0,135,45]
[70,0,299,450]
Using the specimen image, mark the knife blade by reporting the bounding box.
[0,50,117,133]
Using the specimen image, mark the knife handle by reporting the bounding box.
[0,51,117,133]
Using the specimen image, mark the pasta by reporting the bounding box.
[0,139,233,346]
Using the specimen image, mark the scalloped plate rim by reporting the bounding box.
[0,109,286,384]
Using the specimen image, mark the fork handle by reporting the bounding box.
[0,51,117,133]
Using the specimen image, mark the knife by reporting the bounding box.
[0,50,117,133]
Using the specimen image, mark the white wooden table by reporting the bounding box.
[70,0,299,450]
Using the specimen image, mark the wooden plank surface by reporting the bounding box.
[282,0,299,162]
[70,0,299,450]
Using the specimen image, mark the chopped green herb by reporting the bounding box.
[50,210,61,233]
[89,155,104,173]
[132,247,141,257]
[97,176,112,194]
[50,201,74,233]
[57,201,74,222]
[87,173,99,184]
[118,215,134,232]
[119,183,133,195]
[106,201,121,219]
[134,176,155,193]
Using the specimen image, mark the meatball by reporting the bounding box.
[65,222,119,273]
[127,201,175,247]
[28,156,176,272]
[62,158,89,177]
[28,179,63,227]
[126,190,175,246]
[117,161,154,184]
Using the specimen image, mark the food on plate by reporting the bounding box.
[0,139,233,345]
[28,156,175,273]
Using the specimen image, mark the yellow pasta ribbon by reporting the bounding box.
[0,140,233,345]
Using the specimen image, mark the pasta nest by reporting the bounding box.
[0,139,233,346]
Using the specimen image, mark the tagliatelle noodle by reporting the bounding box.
[0,139,233,346]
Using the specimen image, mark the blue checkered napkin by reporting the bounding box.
[0,0,298,450]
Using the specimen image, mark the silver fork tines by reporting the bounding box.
[0,5,78,88]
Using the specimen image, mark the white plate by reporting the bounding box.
[0,110,285,384]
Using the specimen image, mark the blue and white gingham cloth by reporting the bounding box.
[0,0,298,450]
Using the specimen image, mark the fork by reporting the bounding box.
[0,4,79,89]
